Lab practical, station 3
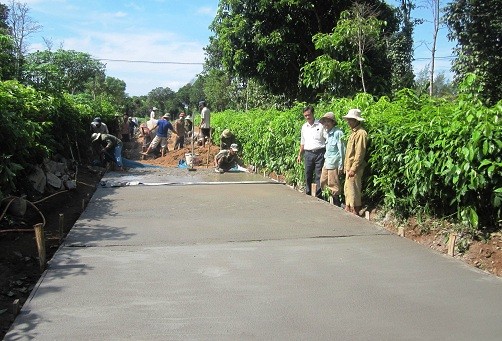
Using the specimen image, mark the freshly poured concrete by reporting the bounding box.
[5,168,502,340]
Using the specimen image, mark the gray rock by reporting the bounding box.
[46,172,62,189]
[64,180,77,190]
[28,166,47,193]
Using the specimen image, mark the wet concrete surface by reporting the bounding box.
[6,167,502,340]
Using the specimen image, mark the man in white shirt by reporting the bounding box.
[199,101,211,147]
[297,105,326,197]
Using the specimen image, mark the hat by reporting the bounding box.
[93,117,102,123]
[198,100,206,107]
[222,129,231,138]
[162,114,170,119]
[343,108,365,121]
[230,143,238,152]
[319,112,335,124]
[91,133,101,142]
[152,107,158,111]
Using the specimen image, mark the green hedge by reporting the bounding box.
[0,80,119,199]
[211,90,501,230]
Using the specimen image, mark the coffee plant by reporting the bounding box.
[211,78,501,230]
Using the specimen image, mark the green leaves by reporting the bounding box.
[209,81,501,229]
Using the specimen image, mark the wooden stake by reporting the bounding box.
[311,184,316,196]
[205,142,210,168]
[398,227,405,237]
[34,223,46,271]
[12,299,20,315]
[448,233,457,256]
[59,213,64,240]
[365,211,370,220]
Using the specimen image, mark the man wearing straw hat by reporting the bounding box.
[343,108,368,215]
[220,129,235,150]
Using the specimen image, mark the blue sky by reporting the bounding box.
[19,0,455,97]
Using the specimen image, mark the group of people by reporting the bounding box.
[88,103,367,213]
[297,106,368,216]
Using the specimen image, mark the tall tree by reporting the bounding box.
[0,4,16,80]
[445,0,502,104]
[208,0,398,102]
[0,33,16,80]
[7,0,42,79]
[147,87,175,115]
[23,49,106,95]
[0,3,9,33]
[302,3,387,96]
[388,0,416,91]
[427,0,441,96]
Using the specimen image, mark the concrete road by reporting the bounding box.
[5,168,502,340]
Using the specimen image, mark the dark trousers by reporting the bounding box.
[304,149,325,197]
[174,135,185,149]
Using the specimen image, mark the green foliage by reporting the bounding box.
[387,0,415,91]
[208,0,398,102]
[414,66,456,98]
[22,49,106,95]
[302,5,389,97]
[211,84,501,230]
[0,33,16,80]
[211,104,306,187]
[0,80,105,199]
[0,80,51,196]
[445,0,502,105]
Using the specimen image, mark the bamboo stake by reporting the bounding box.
[34,223,46,271]
[448,233,457,256]
[12,299,20,315]
[205,141,210,168]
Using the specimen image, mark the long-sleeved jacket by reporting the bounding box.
[344,125,367,173]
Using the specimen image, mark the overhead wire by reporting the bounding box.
[96,58,204,65]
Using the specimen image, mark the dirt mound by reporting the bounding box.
[123,136,221,169]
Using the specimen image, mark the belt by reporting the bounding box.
[305,148,325,154]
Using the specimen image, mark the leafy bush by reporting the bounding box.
[0,81,51,197]
[0,81,119,200]
[211,81,501,230]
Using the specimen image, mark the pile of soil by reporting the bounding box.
[1,136,500,338]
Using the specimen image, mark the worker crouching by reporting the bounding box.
[214,143,241,173]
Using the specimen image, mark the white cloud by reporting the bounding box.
[196,6,215,16]
[53,29,205,95]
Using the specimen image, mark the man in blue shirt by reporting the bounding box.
[141,114,176,157]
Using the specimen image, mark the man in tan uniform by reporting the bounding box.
[343,109,368,215]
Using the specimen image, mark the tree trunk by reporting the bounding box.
[429,0,440,96]
[358,27,367,93]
